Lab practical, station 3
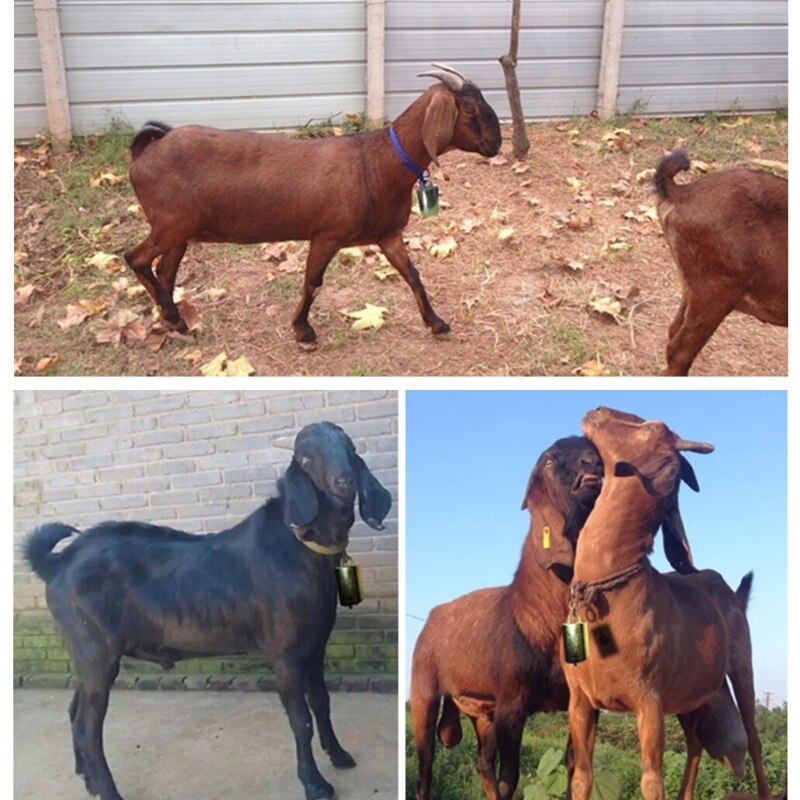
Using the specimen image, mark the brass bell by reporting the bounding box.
[562,619,589,665]
[335,555,364,608]
[417,179,440,217]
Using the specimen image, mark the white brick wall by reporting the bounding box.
[14,390,398,623]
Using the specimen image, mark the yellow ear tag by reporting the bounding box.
[542,526,551,549]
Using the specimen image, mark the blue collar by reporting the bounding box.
[389,126,428,184]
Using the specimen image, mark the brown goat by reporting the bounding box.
[654,150,787,375]
[564,407,771,800]
[124,64,501,346]
[410,436,604,800]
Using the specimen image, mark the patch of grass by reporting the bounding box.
[291,112,370,139]
[268,274,299,297]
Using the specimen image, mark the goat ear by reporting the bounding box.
[520,464,540,510]
[354,454,392,530]
[661,500,696,574]
[614,457,679,498]
[422,91,458,166]
[283,459,319,529]
[679,454,700,492]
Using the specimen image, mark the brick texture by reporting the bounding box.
[14,390,398,691]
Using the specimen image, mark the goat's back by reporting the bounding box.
[129,124,413,246]
[41,502,338,659]
[657,167,787,324]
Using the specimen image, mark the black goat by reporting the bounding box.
[24,421,393,800]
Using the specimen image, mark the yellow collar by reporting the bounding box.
[291,526,348,555]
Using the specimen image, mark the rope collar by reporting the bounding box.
[291,526,348,556]
[389,126,429,184]
[569,558,646,613]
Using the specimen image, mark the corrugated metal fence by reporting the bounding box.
[14,0,788,139]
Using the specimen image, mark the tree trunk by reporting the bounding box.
[499,0,530,160]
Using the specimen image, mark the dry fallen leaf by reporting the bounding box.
[34,354,61,372]
[199,352,255,376]
[90,170,126,188]
[497,227,516,243]
[373,265,398,281]
[429,236,458,259]
[489,154,509,167]
[87,251,121,271]
[14,284,38,306]
[342,303,389,331]
[336,247,363,265]
[574,358,612,377]
[588,296,625,322]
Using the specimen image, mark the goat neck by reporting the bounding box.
[509,492,573,641]
[387,86,444,178]
[572,474,660,584]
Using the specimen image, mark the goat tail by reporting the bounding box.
[654,148,691,200]
[734,571,754,614]
[130,120,172,158]
[24,523,79,583]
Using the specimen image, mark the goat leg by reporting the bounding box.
[409,689,439,800]
[566,691,597,800]
[635,700,666,800]
[306,651,356,769]
[470,715,500,800]
[124,239,187,332]
[493,711,525,800]
[291,238,341,348]
[153,242,188,300]
[275,656,335,800]
[71,680,125,800]
[378,234,450,334]
[676,713,703,800]
[728,668,772,799]
[664,290,738,376]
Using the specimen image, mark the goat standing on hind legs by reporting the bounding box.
[124,63,501,347]
[23,422,393,800]
[564,407,772,800]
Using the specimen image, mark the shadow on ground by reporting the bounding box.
[14,689,398,800]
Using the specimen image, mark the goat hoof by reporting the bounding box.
[305,778,335,800]
[160,314,188,334]
[329,749,356,769]
[430,320,451,335]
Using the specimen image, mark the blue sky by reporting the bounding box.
[405,390,788,707]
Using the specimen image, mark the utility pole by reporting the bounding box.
[762,691,773,709]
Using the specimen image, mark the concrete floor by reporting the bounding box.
[14,689,399,800]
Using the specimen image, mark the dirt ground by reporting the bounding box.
[13,114,787,377]
[14,689,398,800]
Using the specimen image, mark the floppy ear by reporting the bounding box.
[520,464,539,510]
[661,500,696,574]
[679,454,700,492]
[354,454,392,530]
[421,91,458,166]
[283,459,319,529]
[522,465,575,570]
[614,457,679,498]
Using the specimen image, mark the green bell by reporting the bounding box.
[562,620,589,664]
[335,555,364,608]
[417,180,440,217]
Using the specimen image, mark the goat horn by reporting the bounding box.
[418,62,466,92]
[674,438,715,454]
